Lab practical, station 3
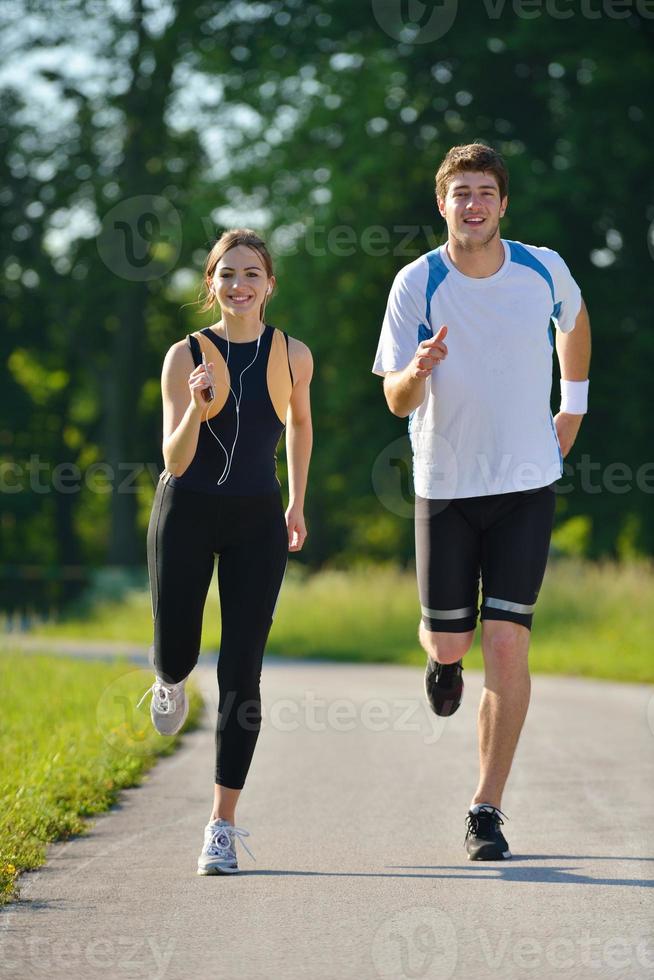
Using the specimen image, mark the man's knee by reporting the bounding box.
[481,620,530,669]
[481,620,530,683]
[419,622,474,663]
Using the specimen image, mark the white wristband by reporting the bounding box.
[560,379,589,414]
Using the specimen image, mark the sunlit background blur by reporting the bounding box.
[1,0,652,632]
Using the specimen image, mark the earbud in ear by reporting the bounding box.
[267,285,272,295]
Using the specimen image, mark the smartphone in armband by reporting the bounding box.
[201,351,214,402]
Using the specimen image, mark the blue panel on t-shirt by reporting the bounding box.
[508,241,556,306]
[425,250,449,327]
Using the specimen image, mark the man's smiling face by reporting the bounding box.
[438,170,508,251]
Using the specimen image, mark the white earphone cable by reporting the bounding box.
[201,287,271,486]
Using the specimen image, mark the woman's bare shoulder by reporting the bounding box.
[162,338,195,381]
[285,335,313,383]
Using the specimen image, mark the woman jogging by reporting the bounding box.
[138,228,313,874]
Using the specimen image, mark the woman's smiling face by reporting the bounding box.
[213,244,273,316]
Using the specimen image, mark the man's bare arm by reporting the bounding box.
[553,299,591,457]
[556,298,591,381]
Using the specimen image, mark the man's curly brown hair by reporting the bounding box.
[435,142,509,201]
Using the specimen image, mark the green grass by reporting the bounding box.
[21,558,654,683]
[0,652,202,906]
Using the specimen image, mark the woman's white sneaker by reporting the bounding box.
[136,677,188,735]
[197,819,255,875]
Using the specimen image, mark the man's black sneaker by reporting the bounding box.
[464,804,511,860]
[424,658,464,716]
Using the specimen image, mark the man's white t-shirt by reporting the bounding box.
[372,239,582,499]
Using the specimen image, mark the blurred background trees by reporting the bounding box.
[1,0,652,611]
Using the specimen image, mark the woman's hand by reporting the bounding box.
[286,504,307,552]
[188,360,214,410]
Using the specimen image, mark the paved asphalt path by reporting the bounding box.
[2,641,653,980]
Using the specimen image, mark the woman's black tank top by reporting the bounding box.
[166,324,294,496]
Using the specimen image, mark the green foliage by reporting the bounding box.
[616,512,644,560]
[0,1,651,576]
[551,515,592,557]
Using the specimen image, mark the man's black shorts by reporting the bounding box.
[415,483,557,633]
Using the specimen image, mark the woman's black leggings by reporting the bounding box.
[146,474,288,789]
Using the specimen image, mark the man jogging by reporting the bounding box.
[372,142,591,860]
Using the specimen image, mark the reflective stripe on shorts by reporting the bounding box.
[484,596,537,615]
[420,605,477,621]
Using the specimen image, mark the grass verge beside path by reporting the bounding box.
[0,651,202,906]
[18,559,654,683]
[269,559,653,683]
